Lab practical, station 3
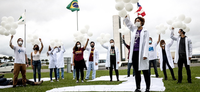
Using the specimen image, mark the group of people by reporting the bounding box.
[2,14,192,92]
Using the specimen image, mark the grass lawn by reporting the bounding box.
[1,66,200,92]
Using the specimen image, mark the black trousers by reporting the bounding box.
[178,53,191,82]
[75,59,84,81]
[132,51,150,90]
[109,59,119,81]
[162,57,175,79]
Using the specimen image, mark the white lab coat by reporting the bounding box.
[70,53,74,70]
[124,17,149,70]
[102,45,120,69]
[48,48,58,69]
[158,40,175,71]
[170,29,192,65]
[85,47,99,70]
[56,46,65,68]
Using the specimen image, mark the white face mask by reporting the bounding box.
[135,22,141,27]
[110,43,114,46]
[162,44,165,46]
[18,41,23,46]
[77,45,81,48]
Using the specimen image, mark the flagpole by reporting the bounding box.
[76,11,78,31]
[24,9,26,47]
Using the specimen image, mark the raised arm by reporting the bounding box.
[123,16,137,31]
[157,34,161,45]
[167,39,174,47]
[39,38,43,53]
[9,35,14,49]
[170,27,178,41]
[101,44,108,50]
[84,39,89,49]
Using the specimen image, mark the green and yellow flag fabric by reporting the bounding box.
[66,0,80,12]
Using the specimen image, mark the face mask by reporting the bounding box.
[34,47,39,51]
[77,45,81,48]
[149,40,152,44]
[91,45,94,48]
[18,41,23,46]
[135,22,141,27]
[110,43,114,46]
[162,44,165,46]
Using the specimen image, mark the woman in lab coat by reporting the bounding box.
[47,46,58,82]
[72,39,89,83]
[158,40,176,80]
[56,45,65,79]
[123,16,150,92]
[102,39,120,82]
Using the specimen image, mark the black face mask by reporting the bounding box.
[91,45,94,48]
[34,47,39,51]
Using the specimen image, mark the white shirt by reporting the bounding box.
[32,51,40,61]
[148,43,158,60]
[13,46,26,64]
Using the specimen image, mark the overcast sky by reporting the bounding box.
[0,0,200,60]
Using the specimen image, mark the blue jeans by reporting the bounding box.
[149,59,159,77]
[57,68,64,79]
[32,60,41,82]
[85,62,96,79]
[127,63,135,77]
[73,68,80,79]
[50,68,57,81]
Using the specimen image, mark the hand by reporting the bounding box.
[106,67,108,70]
[143,57,147,60]
[125,15,127,18]
[123,35,124,39]
[117,62,119,64]
[71,70,73,72]
[172,27,174,30]
[11,35,13,39]
[159,59,160,63]
[87,38,89,41]
[31,65,34,69]
[26,64,29,67]
[189,57,191,60]
[95,63,98,65]
[73,63,75,66]
[39,38,41,42]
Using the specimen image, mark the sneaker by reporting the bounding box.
[76,80,79,83]
[13,85,16,88]
[56,80,59,82]
[73,78,75,80]
[62,78,64,79]
[81,80,84,83]
[50,80,54,82]
[135,89,141,92]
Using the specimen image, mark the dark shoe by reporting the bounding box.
[145,89,150,92]
[110,80,112,82]
[173,78,177,80]
[117,79,120,81]
[127,76,130,77]
[165,78,168,80]
[177,81,182,84]
[188,80,192,83]
[0,75,4,78]
[135,89,141,92]
[13,85,16,88]
[23,85,26,87]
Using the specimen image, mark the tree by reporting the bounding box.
[8,56,13,62]
[3,56,7,62]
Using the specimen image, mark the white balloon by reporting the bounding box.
[96,37,101,42]
[125,3,133,12]
[184,17,192,24]
[178,14,185,21]
[166,19,173,25]
[1,21,6,27]
[161,30,165,34]
[123,0,131,3]
[184,27,190,32]
[4,31,10,36]
[105,33,111,39]
[156,25,160,30]
[115,2,125,11]
[87,31,93,37]
[10,29,16,35]
[157,30,161,35]
[0,26,5,35]
[168,25,172,30]
[80,28,87,34]
[172,22,177,28]
[131,0,139,4]
[102,38,108,43]
[73,32,78,37]
[33,35,38,39]
[119,9,127,18]
[7,16,14,23]
[85,25,90,30]
[115,0,122,2]
[55,39,59,42]
[50,42,55,47]
[100,33,105,38]
[34,40,40,45]
[182,24,186,29]
[5,24,11,30]
[11,22,18,29]
[176,21,182,28]
[1,16,7,21]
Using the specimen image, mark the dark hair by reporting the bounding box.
[17,38,23,42]
[90,41,95,44]
[149,37,152,40]
[110,39,114,42]
[160,40,165,47]
[180,29,185,35]
[33,44,39,51]
[134,17,145,26]
[47,46,52,56]
[73,41,81,51]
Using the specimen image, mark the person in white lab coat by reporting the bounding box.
[170,27,192,83]
[56,45,65,79]
[72,39,89,83]
[123,16,150,92]
[102,39,120,82]
[47,46,59,82]
[148,35,160,78]
[158,40,176,80]
[85,41,99,80]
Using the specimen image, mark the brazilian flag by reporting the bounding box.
[66,0,80,12]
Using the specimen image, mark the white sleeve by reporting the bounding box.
[123,17,137,32]
[170,29,178,41]
[101,44,108,50]
[143,31,149,58]
[167,39,174,47]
